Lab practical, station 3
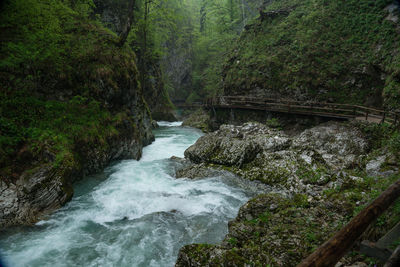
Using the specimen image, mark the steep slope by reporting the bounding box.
[93,0,176,120]
[222,0,400,108]
[0,0,154,227]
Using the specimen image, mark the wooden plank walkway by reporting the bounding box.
[176,96,400,126]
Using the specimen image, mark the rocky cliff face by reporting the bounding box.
[93,0,176,121]
[161,38,193,103]
[0,0,154,228]
[175,121,400,265]
[221,0,400,108]
[0,66,155,228]
[0,114,153,227]
[93,0,128,34]
[182,109,212,132]
[141,58,177,121]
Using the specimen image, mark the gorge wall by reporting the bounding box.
[221,0,400,108]
[94,0,176,120]
[0,0,154,227]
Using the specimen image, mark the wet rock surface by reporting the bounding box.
[0,165,75,227]
[176,163,228,179]
[182,121,367,191]
[184,122,289,166]
[176,193,346,266]
[175,121,400,266]
[182,109,212,133]
[0,120,154,228]
[0,110,154,229]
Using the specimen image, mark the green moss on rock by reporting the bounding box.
[222,0,400,108]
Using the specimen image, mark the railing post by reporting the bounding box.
[264,100,268,117]
[366,110,369,121]
[381,110,386,124]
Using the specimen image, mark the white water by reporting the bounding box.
[0,122,250,267]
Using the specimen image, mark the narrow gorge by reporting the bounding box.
[1,0,400,266]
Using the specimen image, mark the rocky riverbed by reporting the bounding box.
[181,109,212,133]
[175,121,400,266]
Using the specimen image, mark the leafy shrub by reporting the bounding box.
[388,132,400,154]
[266,118,282,129]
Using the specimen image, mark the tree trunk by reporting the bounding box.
[118,0,136,47]
[229,0,234,22]
[200,0,206,32]
[140,0,150,89]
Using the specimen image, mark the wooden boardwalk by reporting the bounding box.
[176,96,400,126]
[177,96,400,265]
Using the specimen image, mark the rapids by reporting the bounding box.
[0,122,251,267]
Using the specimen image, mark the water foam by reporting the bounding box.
[157,121,183,127]
[0,124,249,267]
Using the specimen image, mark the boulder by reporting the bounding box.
[182,109,212,132]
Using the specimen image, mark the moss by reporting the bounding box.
[180,168,400,265]
[179,244,217,266]
[296,163,331,185]
[0,0,150,183]
[292,194,310,208]
[240,163,290,186]
[219,193,343,265]
[266,118,282,129]
[182,109,211,132]
[223,249,249,265]
[227,237,238,245]
[222,0,400,108]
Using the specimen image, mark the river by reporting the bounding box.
[0,122,250,267]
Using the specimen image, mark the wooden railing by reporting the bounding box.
[298,178,400,267]
[202,96,400,126]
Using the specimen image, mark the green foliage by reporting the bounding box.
[258,211,271,223]
[355,121,400,155]
[248,210,271,225]
[0,0,141,179]
[266,118,281,129]
[136,0,262,101]
[358,122,393,150]
[189,0,256,99]
[388,132,400,154]
[63,0,95,16]
[222,0,400,108]
[0,90,117,170]
[292,193,310,208]
[228,237,238,245]
[186,91,202,104]
[0,0,123,95]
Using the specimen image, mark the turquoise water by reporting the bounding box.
[0,122,250,267]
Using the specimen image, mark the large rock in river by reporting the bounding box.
[175,121,399,266]
[182,121,367,191]
[184,122,290,167]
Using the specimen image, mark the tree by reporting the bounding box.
[118,0,136,47]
